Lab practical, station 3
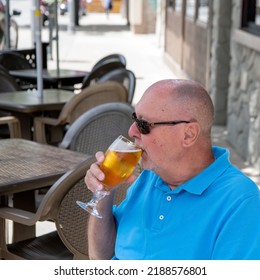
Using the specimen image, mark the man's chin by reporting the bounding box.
[139,158,151,171]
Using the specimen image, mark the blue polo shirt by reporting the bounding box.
[112,146,260,259]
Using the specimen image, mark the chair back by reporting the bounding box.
[81,61,126,89]
[59,81,128,124]
[0,51,33,70]
[33,156,133,259]
[98,68,136,104]
[0,66,21,138]
[59,102,134,154]
[0,65,21,92]
[53,159,140,259]
[0,52,35,89]
[39,158,95,259]
[33,82,128,145]
[91,53,127,72]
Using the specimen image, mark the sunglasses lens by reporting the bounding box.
[132,113,150,134]
[138,120,150,134]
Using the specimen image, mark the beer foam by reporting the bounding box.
[109,149,142,153]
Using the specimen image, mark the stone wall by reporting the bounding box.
[209,0,231,125]
[227,0,260,170]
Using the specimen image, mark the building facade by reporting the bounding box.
[128,0,260,173]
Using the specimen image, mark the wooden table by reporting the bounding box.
[9,69,88,88]
[0,138,89,242]
[0,89,74,139]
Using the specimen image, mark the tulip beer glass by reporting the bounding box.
[76,135,142,218]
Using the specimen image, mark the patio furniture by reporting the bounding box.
[81,60,126,89]
[59,102,134,154]
[0,43,49,69]
[60,53,127,91]
[0,51,35,90]
[92,53,126,70]
[0,65,21,92]
[91,53,126,72]
[33,81,128,145]
[0,89,74,139]
[9,68,87,89]
[0,51,33,71]
[0,157,94,260]
[97,68,136,104]
[0,116,21,138]
[0,66,22,138]
[0,138,88,245]
[0,156,134,260]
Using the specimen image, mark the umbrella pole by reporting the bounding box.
[4,0,10,49]
[35,0,43,98]
[55,0,60,75]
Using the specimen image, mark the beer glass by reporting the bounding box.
[76,135,142,218]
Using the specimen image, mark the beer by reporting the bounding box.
[100,148,142,189]
[77,135,142,219]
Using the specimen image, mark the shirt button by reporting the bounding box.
[166,196,172,201]
[159,215,164,220]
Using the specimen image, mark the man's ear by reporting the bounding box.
[183,123,200,147]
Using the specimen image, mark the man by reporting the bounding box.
[85,79,260,260]
[103,0,112,18]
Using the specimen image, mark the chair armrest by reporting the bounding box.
[0,116,21,138]
[0,207,37,226]
[33,116,61,144]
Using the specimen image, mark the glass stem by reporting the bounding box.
[93,189,108,202]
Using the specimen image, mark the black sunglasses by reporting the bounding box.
[132,112,191,135]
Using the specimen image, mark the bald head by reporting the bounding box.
[141,79,214,135]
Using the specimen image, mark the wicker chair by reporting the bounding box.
[0,52,33,71]
[59,102,134,154]
[81,60,126,89]
[0,158,137,259]
[59,101,139,207]
[0,65,21,92]
[97,68,136,104]
[60,54,127,91]
[0,51,35,90]
[0,116,22,138]
[0,157,94,260]
[0,66,22,138]
[33,81,128,145]
[91,53,126,72]
[83,54,126,89]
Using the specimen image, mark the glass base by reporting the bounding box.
[76,200,102,219]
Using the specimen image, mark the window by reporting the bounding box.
[185,0,209,23]
[167,0,175,8]
[198,0,209,23]
[167,0,182,12]
[186,0,196,19]
[242,0,260,35]
[175,0,182,12]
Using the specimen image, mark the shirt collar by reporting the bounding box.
[154,146,231,195]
